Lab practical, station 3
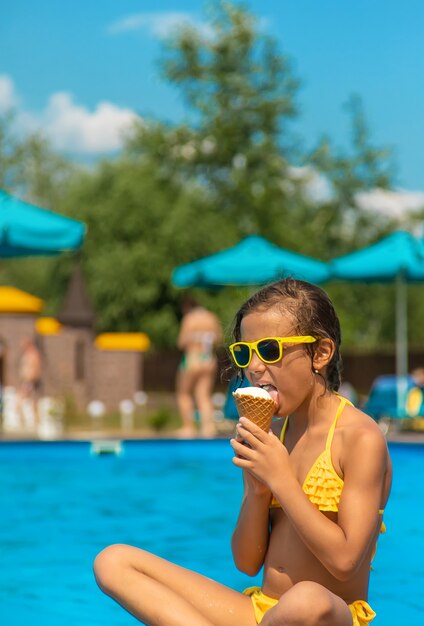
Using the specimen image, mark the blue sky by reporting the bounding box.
[1,0,423,202]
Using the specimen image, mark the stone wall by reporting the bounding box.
[40,327,95,409]
[41,330,143,412]
[0,312,145,414]
[91,349,142,411]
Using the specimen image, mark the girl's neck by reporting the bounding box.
[289,388,338,434]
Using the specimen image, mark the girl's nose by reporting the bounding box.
[247,351,266,375]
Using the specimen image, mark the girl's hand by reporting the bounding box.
[233,423,270,495]
[231,417,291,491]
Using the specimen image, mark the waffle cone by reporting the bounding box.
[232,394,275,431]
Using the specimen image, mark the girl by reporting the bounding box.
[94,278,391,626]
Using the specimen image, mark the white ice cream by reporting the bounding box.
[233,386,273,400]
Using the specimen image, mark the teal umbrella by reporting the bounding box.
[172,235,329,287]
[330,230,424,415]
[0,189,86,257]
[330,231,424,282]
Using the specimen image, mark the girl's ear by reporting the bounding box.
[312,338,335,372]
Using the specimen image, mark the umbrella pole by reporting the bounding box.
[396,272,408,416]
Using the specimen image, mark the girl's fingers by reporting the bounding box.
[230,437,254,457]
[234,425,257,448]
[231,440,259,468]
[239,417,269,441]
[233,456,250,469]
[234,431,244,443]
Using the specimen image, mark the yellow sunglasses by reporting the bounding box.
[229,336,317,368]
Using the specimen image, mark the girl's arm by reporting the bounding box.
[232,417,389,581]
[231,470,272,576]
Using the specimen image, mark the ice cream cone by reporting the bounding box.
[232,387,276,431]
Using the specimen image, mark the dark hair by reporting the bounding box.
[232,278,342,391]
[181,295,199,314]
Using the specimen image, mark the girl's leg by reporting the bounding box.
[261,581,353,626]
[94,544,257,626]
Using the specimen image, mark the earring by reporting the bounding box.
[314,369,319,374]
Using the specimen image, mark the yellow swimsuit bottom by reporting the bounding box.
[243,586,376,625]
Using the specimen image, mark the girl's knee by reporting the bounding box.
[265,582,334,626]
[294,582,333,623]
[93,544,131,594]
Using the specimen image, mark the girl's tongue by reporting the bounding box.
[260,385,279,406]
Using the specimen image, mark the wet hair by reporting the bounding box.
[232,278,342,392]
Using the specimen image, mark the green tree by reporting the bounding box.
[0,110,77,207]
[307,94,396,256]
[55,154,240,346]
[81,0,306,345]
[302,95,406,349]
[128,0,302,245]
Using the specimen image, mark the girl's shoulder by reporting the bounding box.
[332,402,390,485]
[339,402,389,457]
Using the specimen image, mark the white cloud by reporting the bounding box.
[108,11,212,39]
[0,74,140,154]
[288,165,335,204]
[0,74,18,112]
[355,188,424,219]
[288,167,424,219]
[41,92,139,153]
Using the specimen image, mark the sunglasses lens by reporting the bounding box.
[232,344,250,367]
[257,339,281,362]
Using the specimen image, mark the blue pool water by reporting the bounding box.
[0,439,423,626]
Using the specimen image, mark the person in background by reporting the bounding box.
[410,367,424,389]
[406,366,424,418]
[17,336,42,431]
[175,296,223,437]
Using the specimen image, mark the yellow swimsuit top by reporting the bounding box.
[270,396,385,521]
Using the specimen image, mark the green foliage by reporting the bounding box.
[53,154,240,345]
[0,111,77,207]
[1,1,422,356]
[310,95,394,202]
[307,94,396,254]
[146,406,181,431]
[47,0,305,347]
[136,0,302,239]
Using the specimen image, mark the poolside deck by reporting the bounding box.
[1,388,424,443]
[385,430,424,444]
[1,424,424,443]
